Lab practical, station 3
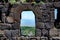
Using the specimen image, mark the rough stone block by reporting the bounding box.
[54,2,60,7]
[0,24,12,30]
[50,28,59,37]
[42,13,51,22]
[36,22,45,28]
[36,29,41,37]
[42,29,48,37]
[17,37,21,40]
[52,37,60,40]
[40,37,48,40]
[1,37,7,40]
[12,37,17,40]
[21,37,28,40]
[4,30,19,40]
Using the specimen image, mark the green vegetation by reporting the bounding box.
[20,26,35,36]
[8,0,45,4]
[20,0,26,3]
[9,0,16,4]
[40,1,45,4]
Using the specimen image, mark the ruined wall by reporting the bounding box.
[10,3,54,37]
[0,1,60,40]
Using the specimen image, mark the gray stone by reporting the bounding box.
[36,29,41,37]
[0,1,60,39]
[42,29,48,37]
[4,30,19,40]
[4,30,12,40]
[40,37,48,40]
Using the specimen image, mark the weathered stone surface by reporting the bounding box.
[42,13,51,22]
[36,29,41,37]
[36,22,51,29]
[4,30,19,40]
[42,29,48,37]
[50,27,59,37]
[0,1,60,40]
[0,23,12,30]
[40,37,48,40]
[57,29,60,37]
[1,37,7,40]
[51,37,60,40]
[6,16,14,23]
[54,2,60,7]
[4,30,19,37]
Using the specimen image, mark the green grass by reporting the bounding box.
[20,26,35,36]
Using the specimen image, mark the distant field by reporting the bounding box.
[20,26,35,36]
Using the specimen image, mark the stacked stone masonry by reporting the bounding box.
[0,37,60,40]
[0,1,60,40]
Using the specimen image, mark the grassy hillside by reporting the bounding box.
[20,26,35,36]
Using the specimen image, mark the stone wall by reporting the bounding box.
[10,3,54,37]
[0,1,60,40]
